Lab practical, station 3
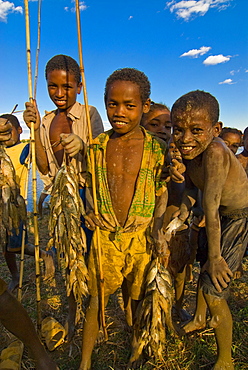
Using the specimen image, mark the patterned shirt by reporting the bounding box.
[86,127,167,234]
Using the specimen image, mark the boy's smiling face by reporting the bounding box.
[172,108,221,160]
[142,109,171,142]
[47,70,82,111]
[220,132,241,154]
[106,80,150,135]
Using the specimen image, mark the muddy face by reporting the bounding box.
[172,108,221,160]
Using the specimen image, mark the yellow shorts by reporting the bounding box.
[0,278,7,296]
[88,228,152,300]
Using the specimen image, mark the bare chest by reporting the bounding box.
[187,160,205,191]
[106,138,143,180]
[49,113,72,146]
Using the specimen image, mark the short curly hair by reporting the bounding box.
[45,55,81,84]
[171,90,219,125]
[219,127,242,139]
[104,68,151,104]
[0,114,20,129]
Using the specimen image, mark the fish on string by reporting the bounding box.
[47,160,89,317]
[0,144,27,250]
[129,258,175,364]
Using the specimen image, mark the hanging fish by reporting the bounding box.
[48,163,88,314]
[0,144,26,249]
[130,258,175,363]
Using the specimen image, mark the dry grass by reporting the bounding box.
[0,207,247,369]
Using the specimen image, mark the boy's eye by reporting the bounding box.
[173,127,182,134]
[149,123,158,127]
[192,128,203,134]
[127,104,136,108]
[108,102,116,108]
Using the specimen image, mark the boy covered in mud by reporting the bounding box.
[23,54,104,340]
[171,90,248,369]
[0,114,54,291]
[79,68,168,370]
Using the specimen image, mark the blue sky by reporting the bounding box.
[0,0,247,139]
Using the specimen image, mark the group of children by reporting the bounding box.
[0,54,247,370]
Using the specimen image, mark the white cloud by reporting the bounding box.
[0,0,22,22]
[245,69,248,73]
[230,68,240,75]
[203,54,231,65]
[219,78,234,85]
[180,46,211,58]
[128,15,133,20]
[66,1,88,13]
[166,0,232,21]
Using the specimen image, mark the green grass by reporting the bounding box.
[0,210,247,369]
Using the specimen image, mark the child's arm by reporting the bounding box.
[169,158,186,183]
[176,174,198,221]
[23,101,49,175]
[151,189,168,256]
[201,142,233,292]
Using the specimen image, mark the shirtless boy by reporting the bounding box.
[236,127,248,175]
[23,54,104,340]
[171,90,248,369]
[79,68,168,370]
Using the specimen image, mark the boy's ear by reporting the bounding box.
[77,82,83,94]
[143,99,151,114]
[17,126,23,135]
[213,121,222,137]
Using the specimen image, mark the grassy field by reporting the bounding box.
[0,208,247,370]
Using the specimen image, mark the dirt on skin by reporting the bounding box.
[0,205,248,370]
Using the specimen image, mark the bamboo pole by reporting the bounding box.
[17,158,30,302]
[33,0,42,100]
[24,0,41,330]
[75,0,107,340]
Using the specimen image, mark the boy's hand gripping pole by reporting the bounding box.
[75,0,108,340]
[24,0,41,331]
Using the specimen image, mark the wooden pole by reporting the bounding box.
[17,159,30,302]
[24,0,42,330]
[75,0,108,340]
[33,0,42,100]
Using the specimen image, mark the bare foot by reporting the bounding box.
[42,251,55,281]
[96,328,105,345]
[8,274,19,292]
[182,316,206,334]
[213,358,234,370]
